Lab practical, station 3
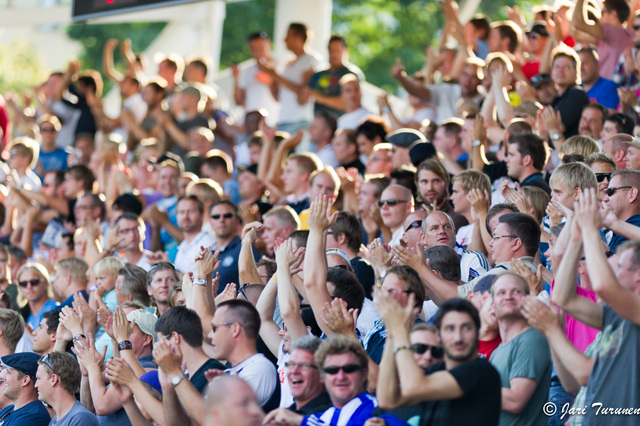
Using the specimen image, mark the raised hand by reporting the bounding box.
[214,283,237,306]
[308,195,337,232]
[367,238,393,271]
[322,298,358,337]
[574,187,603,232]
[521,296,562,336]
[105,357,136,387]
[242,221,263,243]
[391,57,405,79]
[374,287,416,335]
[60,306,83,336]
[97,306,114,339]
[511,258,543,296]
[392,244,426,271]
[152,338,184,377]
[112,306,133,343]
[467,188,490,217]
[72,333,107,371]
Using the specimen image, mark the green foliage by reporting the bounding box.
[220,0,276,68]
[0,40,49,94]
[66,22,167,93]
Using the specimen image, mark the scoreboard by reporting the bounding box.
[72,0,204,21]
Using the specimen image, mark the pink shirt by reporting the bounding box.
[550,279,599,352]
[596,24,633,80]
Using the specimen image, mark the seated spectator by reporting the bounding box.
[0,352,50,425]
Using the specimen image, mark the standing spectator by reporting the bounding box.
[336,76,372,130]
[173,195,215,274]
[35,115,68,178]
[578,47,620,113]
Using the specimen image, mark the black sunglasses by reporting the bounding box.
[322,364,362,375]
[18,278,41,288]
[211,213,235,220]
[378,199,408,207]
[605,186,633,197]
[405,220,422,233]
[412,343,444,358]
[595,173,611,183]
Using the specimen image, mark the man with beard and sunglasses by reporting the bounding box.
[375,297,501,426]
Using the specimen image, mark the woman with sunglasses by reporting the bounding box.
[16,263,58,332]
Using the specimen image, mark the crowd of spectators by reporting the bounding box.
[0,0,640,424]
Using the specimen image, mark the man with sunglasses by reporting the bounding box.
[378,184,414,247]
[209,200,261,293]
[35,351,98,425]
[602,169,640,253]
[376,297,500,425]
[174,195,215,274]
[264,334,402,426]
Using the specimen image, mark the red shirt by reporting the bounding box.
[479,336,502,360]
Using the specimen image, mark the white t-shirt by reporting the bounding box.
[173,231,216,274]
[316,144,339,168]
[356,298,381,339]
[278,52,321,124]
[225,353,278,406]
[277,341,293,408]
[240,62,281,125]
[337,107,373,130]
[459,249,491,283]
[456,223,475,249]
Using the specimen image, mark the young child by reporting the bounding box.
[450,169,492,248]
[93,256,125,313]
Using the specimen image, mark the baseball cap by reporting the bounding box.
[409,142,437,167]
[113,193,143,216]
[530,74,554,89]
[526,21,550,38]
[473,274,497,294]
[140,370,163,395]
[237,164,258,175]
[620,134,640,149]
[386,128,426,148]
[1,352,41,380]
[127,309,158,341]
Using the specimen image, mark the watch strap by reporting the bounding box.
[193,278,207,286]
[118,340,133,351]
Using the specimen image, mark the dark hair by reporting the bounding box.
[177,194,204,215]
[326,269,365,313]
[329,212,362,253]
[605,113,634,135]
[355,119,388,143]
[248,31,268,41]
[210,199,240,218]
[288,230,309,249]
[506,119,532,136]
[188,58,208,77]
[216,299,261,340]
[256,258,277,280]
[39,351,81,395]
[202,154,231,176]
[605,0,631,23]
[390,168,417,198]
[433,298,481,333]
[498,213,541,256]
[582,103,608,125]
[508,133,549,171]
[300,306,322,336]
[329,35,346,47]
[288,23,308,43]
[316,111,338,135]
[66,165,96,192]
[469,15,491,40]
[147,262,179,288]
[155,306,204,347]
[79,192,106,221]
[424,246,461,282]
[485,203,519,234]
[8,245,27,264]
[43,309,61,334]
[118,264,151,306]
[493,22,520,53]
[383,265,426,309]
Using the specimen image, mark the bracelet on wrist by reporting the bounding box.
[118,340,133,351]
[394,345,413,355]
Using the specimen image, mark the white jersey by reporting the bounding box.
[455,243,491,283]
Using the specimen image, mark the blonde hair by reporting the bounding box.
[451,169,491,194]
[560,135,601,159]
[94,256,125,277]
[521,186,550,224]
[549,162,598,192]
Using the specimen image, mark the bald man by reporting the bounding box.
[204,376,264,426]
[379,184,414,246]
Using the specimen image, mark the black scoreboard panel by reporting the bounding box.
[72,0,203,21]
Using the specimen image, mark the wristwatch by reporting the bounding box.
[473,139,482,147]
[170,373,189,386]
[550,132,562,141]
[73,334,86,342]
[118,340,133,351]
[193,278,207,287]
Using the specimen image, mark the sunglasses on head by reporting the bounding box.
[19,278,41,288]
[412,343,444,358]
[378,199,408,207]
[211,213,235,220]
[405,220,422,233]
[322,364,362,375]
[634,25,640,30]
[595,173,611,183]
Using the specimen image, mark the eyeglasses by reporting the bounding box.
[411,343,444,358]
[605,186,633,197]
[18,278,41,288]
[492,235,518,241]
[237,283,253,300]
[527,33,540,39]
[118,226,141,235]
[285,361,318,370]
[74,204,93,211]
[211,322,237,333]
[595,173,611,183]
[40,127,56,133]
[405,220,422,233]
[211,213,235,220]
[377,199,409,207]
[322,364,362,375]
[40,354,56,374]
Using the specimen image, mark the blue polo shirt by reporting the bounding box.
[0,400,50,426]
[214,236,262,294]
[609,214,640,253]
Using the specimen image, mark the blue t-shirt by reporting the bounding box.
[1,400,51,426]
[584,77,620,110]
[49,401,98,426]
[27,299,59,331]
[609,214,640,253]
[38,148,69,178]
[214,236,261,294]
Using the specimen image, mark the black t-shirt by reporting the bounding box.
[417,358,501,426]
[288,391,333,416]
[552,85,590,138]
[520,172,551,196]
[341,159,366,176]
[190,358,225,394]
